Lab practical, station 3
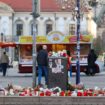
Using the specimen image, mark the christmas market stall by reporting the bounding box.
[17,31,100,74]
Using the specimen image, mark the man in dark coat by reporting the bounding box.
[87,49,97,75]
[37,45,48,85]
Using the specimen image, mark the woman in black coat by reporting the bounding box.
[87,49,97,75]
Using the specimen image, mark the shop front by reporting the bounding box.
[17,31,94,73]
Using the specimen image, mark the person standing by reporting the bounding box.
[66,50,72,83]
[87,49,97,75]
[0,52,9,76]
[37,45,48,86]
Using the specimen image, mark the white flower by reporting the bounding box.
[56,92,60,96]
[9,89,14,95]
[71,91,77,96]
[94,86,100,91]
[39,87,44,91]
[35,91,39,96]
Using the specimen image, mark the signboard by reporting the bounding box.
[69,35,93,43]
[48,57,68,90]
[19,32,93,44]
[19,36,32,43]
[47,31,65,43]
[36,36,49,43]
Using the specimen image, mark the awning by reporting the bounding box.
[0,42,16,47]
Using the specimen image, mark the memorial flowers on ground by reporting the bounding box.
[0,83,105,96]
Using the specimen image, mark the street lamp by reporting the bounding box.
[56,0,87,84]
[75,0,81,84]
[32,0,40,87]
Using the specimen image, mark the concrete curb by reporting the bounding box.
[0,96,105,105]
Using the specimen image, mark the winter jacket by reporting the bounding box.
[88,52,97,67]
[0,54,9,64]
[37,49,48,66]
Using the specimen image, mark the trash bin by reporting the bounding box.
[48,57,68,90]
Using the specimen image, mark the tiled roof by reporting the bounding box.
[41,0,89,12]
[0,0,89,12]
[0,0,32,12]
[41,0,61,12]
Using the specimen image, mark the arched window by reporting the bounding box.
[30,21,38,35]
[45,19,53,35]
[15,20,24,36]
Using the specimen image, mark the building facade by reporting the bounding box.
[0,0,96,61]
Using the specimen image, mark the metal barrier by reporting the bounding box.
[0,96,105,105]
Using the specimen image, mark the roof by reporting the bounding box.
[0,0,89,12]
[41,0,89,12]
[0,0,32,12]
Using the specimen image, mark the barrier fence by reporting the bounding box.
[0,97,105,105]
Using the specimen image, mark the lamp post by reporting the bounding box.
[32,0,40,87]
[56,0,87,84]
[76,0,80,84]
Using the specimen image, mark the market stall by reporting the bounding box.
[17,31,99,74]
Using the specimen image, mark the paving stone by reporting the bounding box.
[4,97,39,105]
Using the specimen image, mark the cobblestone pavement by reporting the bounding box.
[0,60,105,88]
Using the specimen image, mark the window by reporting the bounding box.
[15,20,24,36]
[16,24,23,36]
[45,20,53,35]
[46,24,52,35]
[69,24,76,35]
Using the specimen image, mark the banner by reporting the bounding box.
[69,35,93,43]
[19,32,93,44]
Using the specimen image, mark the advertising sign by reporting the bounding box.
[47,31,65,43]
[19,33,93,44]
[69,35,93,43]
[19,36,32,43]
